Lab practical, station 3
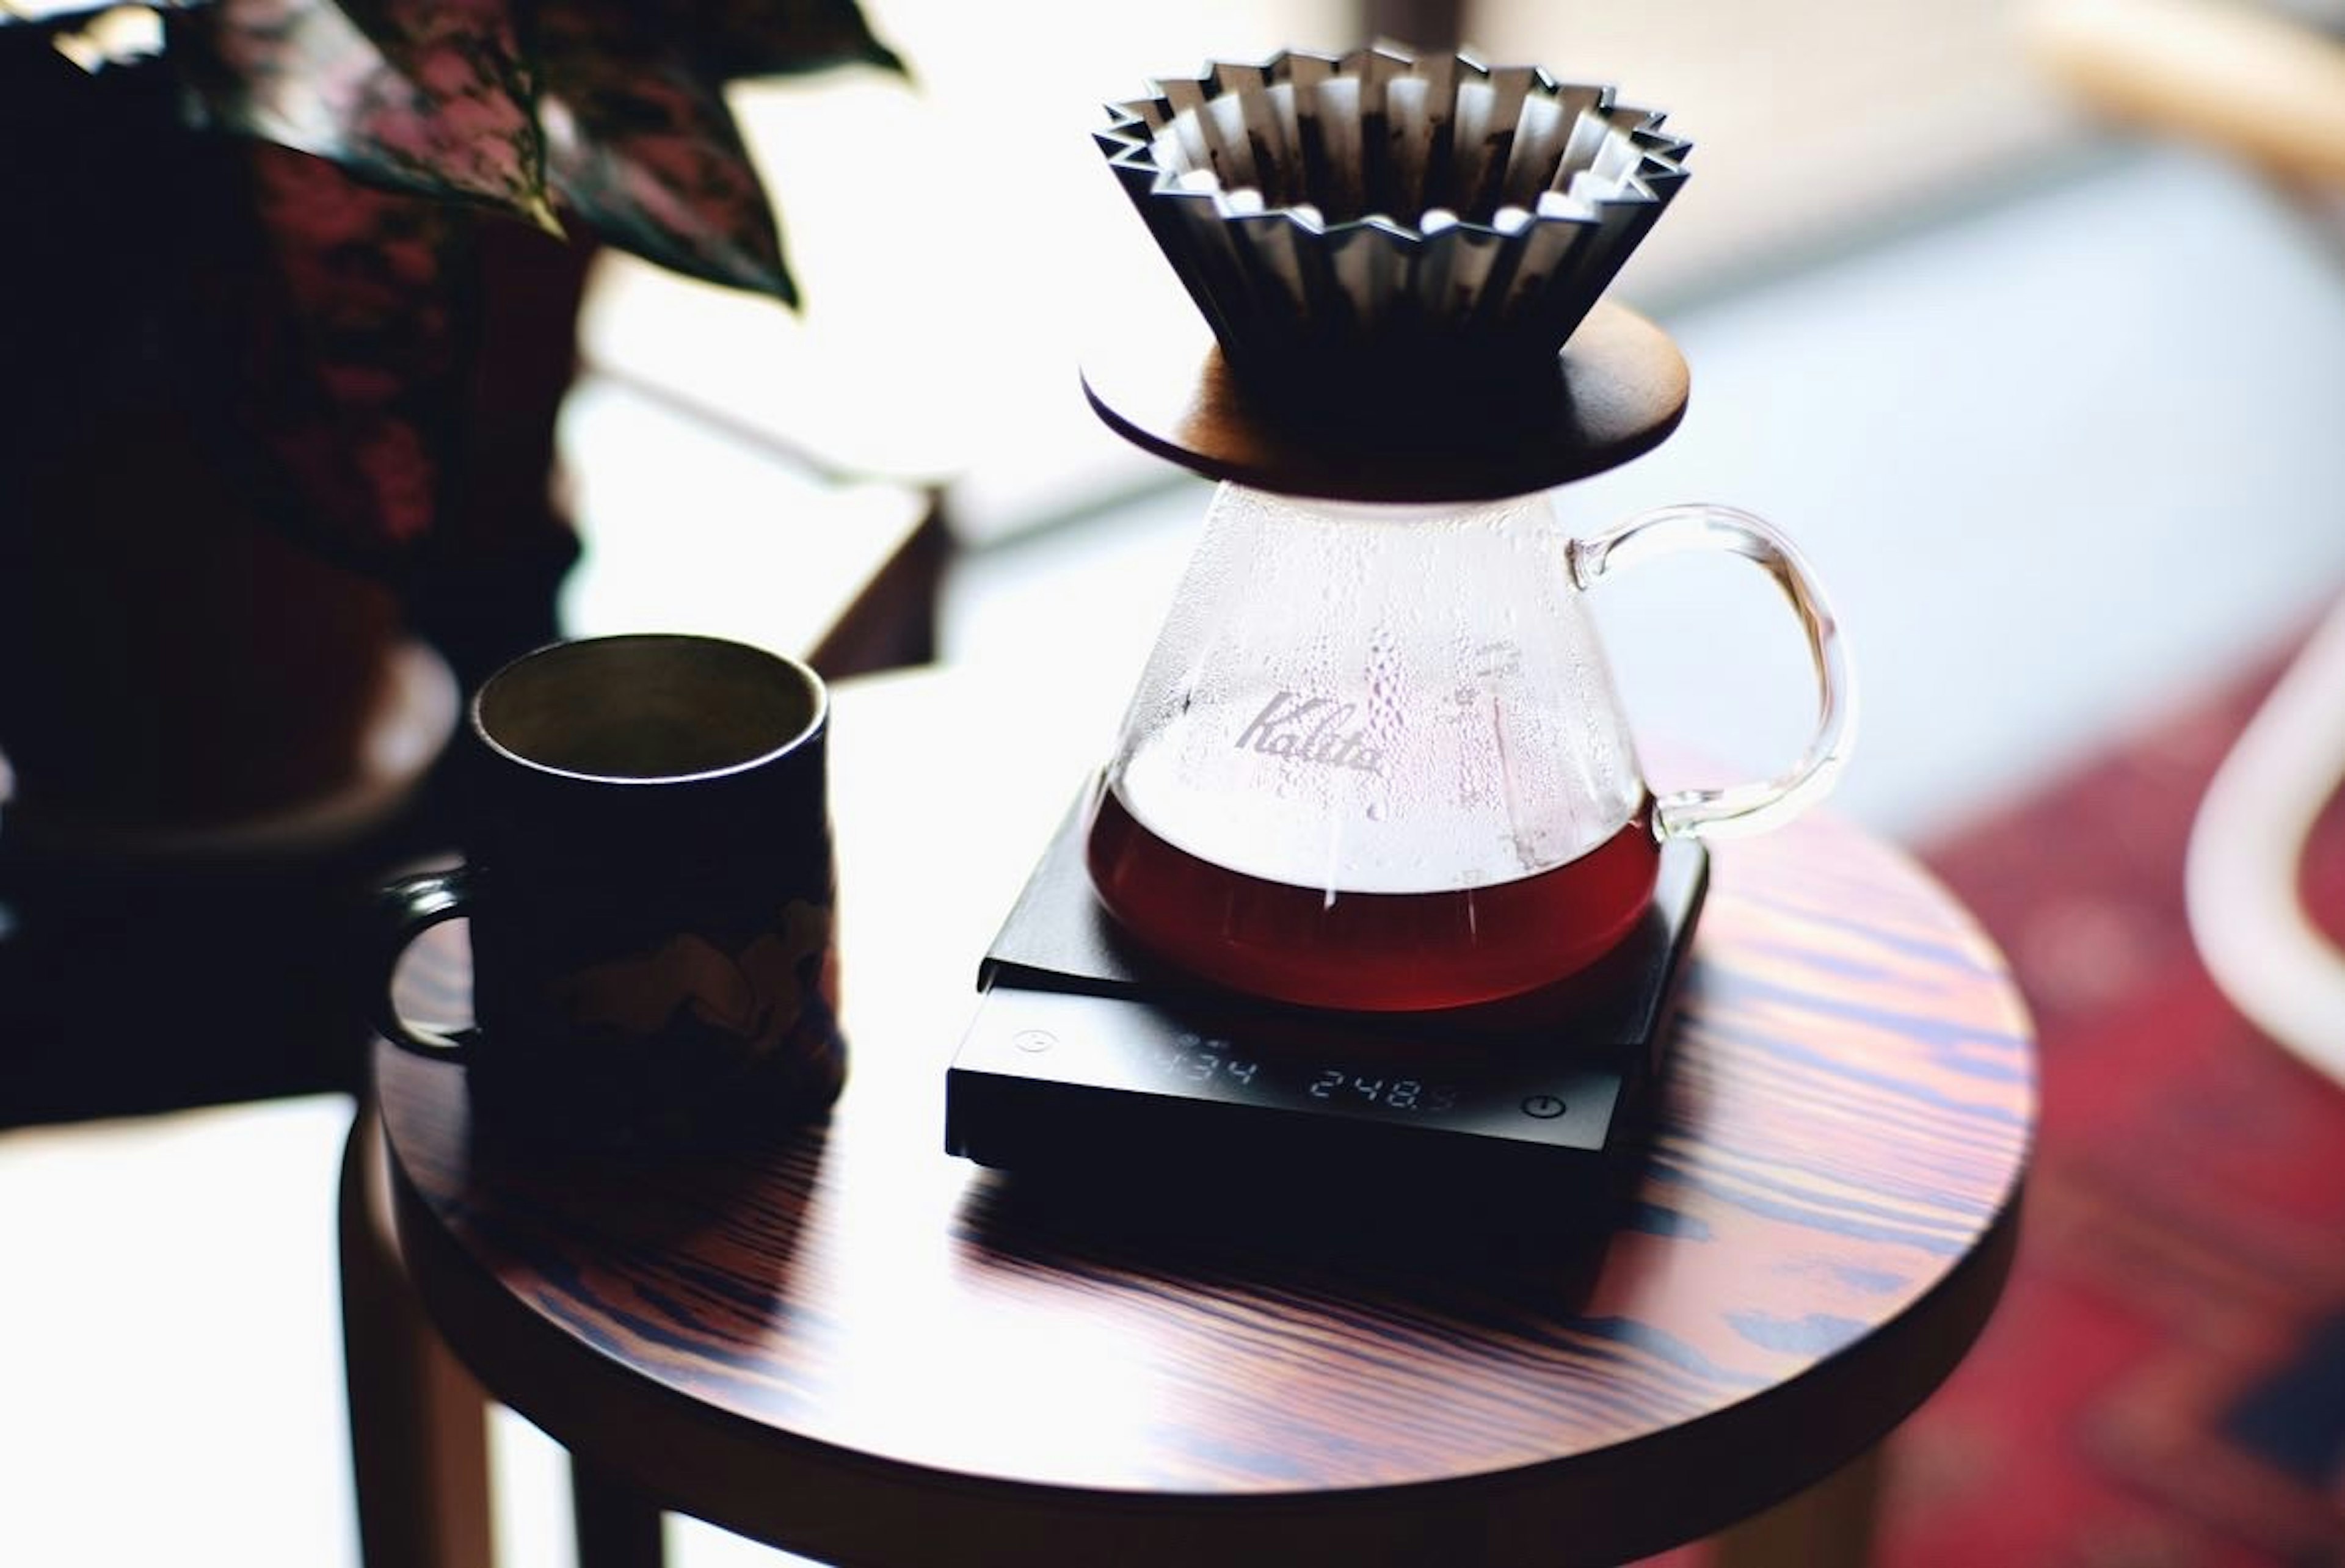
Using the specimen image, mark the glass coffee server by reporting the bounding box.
[1076,47,1854,1015]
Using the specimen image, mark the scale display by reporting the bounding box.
[953,987,1624,1154]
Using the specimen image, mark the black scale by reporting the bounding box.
[945,798,1707,1214]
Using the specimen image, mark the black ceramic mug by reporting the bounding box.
[367,634,843,1149]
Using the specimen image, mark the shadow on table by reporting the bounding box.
[950,1155,1645,1310]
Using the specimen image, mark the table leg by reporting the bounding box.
[572,1456,666,1568]
[1709,1444,1883,1568]
[340,1108,496,1568]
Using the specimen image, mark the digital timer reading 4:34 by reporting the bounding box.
[1157,1034,1461,1113]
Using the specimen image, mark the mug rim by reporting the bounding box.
[471,633,827,786]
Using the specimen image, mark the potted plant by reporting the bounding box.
[0,0,903,835]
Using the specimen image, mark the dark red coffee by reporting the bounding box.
[1085,786,1660,1012]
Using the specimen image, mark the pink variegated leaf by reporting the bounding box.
[539,0,793,302]
[672,0,906,82]
[175,0,551,227]
[318,0,543,159]
[229,142,470,557]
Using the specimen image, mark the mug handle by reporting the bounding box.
[1568,503,1856,840]
[368,866,479,1061]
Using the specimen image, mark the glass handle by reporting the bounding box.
[1568,503,1856,840]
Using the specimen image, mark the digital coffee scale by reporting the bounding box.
[945,800,1707,1217]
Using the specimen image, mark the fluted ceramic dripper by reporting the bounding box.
[1095,45,1691,404]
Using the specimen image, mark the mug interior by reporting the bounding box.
[477,636,823,781]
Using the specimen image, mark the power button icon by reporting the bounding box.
[1521,1094,1567,1120]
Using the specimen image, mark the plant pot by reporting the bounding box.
[0,415,410,834]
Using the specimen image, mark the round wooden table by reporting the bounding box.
[362,669,2035,1567]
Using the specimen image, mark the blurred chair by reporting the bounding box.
[2027,0,2345,1089]
[2026,0,2345,190]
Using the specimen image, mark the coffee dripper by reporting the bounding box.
[1077,49,1855,1015]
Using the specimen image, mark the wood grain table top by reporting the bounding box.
[377,669,2035,1566]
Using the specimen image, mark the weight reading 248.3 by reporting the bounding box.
[1308,1071,1460,1113]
